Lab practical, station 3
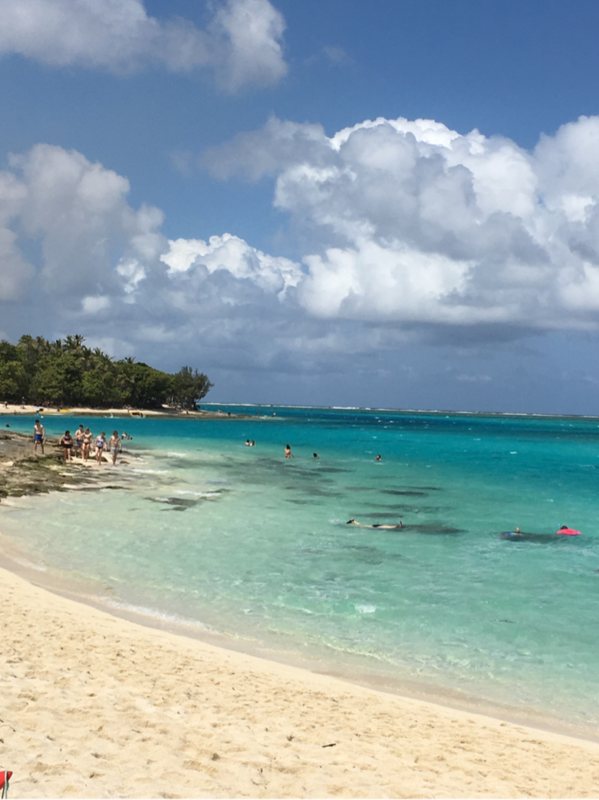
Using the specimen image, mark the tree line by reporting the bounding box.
[0,335,213,410]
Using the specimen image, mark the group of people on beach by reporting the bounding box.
[33,420,131,466]
[58,426,123,465]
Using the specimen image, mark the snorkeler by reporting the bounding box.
[346,519,403,529]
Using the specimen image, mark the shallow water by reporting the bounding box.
[2,406,599,732]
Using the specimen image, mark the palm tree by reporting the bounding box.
[64,334,86,353]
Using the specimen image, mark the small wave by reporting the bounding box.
[99,597,216,631]
[355,604,376,614]
[174,490,222,498]
[13,557,47,571]
[167,452,188,457]
[132,469,169,474]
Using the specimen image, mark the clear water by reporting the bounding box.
[2,406,599,732]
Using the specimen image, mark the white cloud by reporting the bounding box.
[0,0,287,90]
[207,0,287,92]
[161,233,302,297]
[203,114,599,333]
[5,143,165,298]
[0,143,307,373]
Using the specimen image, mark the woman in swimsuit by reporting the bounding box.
[59,430,73,462]
[82,428,93,462]
[95,432,106,465]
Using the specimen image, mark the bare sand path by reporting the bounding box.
[2,566,599,798]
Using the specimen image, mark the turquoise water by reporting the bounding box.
[2,406,599,732]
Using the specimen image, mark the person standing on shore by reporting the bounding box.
[74,424,85,458]
[59,430,73,462]
[108,430,122,466]
[95,432,107,465]
[82,427,93,462]
[33,419,45,454]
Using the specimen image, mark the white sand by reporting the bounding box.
[2,566,599,798]
[0,404,232,418]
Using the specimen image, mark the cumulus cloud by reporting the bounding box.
[0,0,287,90]
[202,114,599,334]
[0,142,309,373]
[6,115,599,408]
[5,143,166,299]
[161,233,302,297]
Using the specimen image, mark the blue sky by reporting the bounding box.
[2,0,599,413]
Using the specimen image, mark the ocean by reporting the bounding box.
[2,405,599,737]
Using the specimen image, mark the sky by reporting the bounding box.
[2,1,599,414]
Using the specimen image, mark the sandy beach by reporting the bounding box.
[1,564,599,799]
[0,403,255,420]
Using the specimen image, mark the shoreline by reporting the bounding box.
[2,531,598,749]
[6,542,599,746]
[0,430,142,501]
[0,402,261,420]
[3,561,599,798]
[2,430,599,745]
[2,430,599,742]
[0,432,599,798]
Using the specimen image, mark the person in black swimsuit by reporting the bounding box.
[59,430,73,462]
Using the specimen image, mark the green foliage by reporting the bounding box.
[172,366,214,410]
[0,335,212,409]
[0,360,28,402]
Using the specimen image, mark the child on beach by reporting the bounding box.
[108,430,122,466]
[33,419,45,454]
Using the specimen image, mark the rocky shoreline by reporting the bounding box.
[0,430,129,502]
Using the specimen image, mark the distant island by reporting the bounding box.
[0,335,212,410]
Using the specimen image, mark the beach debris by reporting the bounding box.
[321,743,337,748]
[211,753,220,761]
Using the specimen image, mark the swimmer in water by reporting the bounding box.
[372,521,403,530]
[346,519,403,529]
[374,454,381,462]
[285,444,294,459]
